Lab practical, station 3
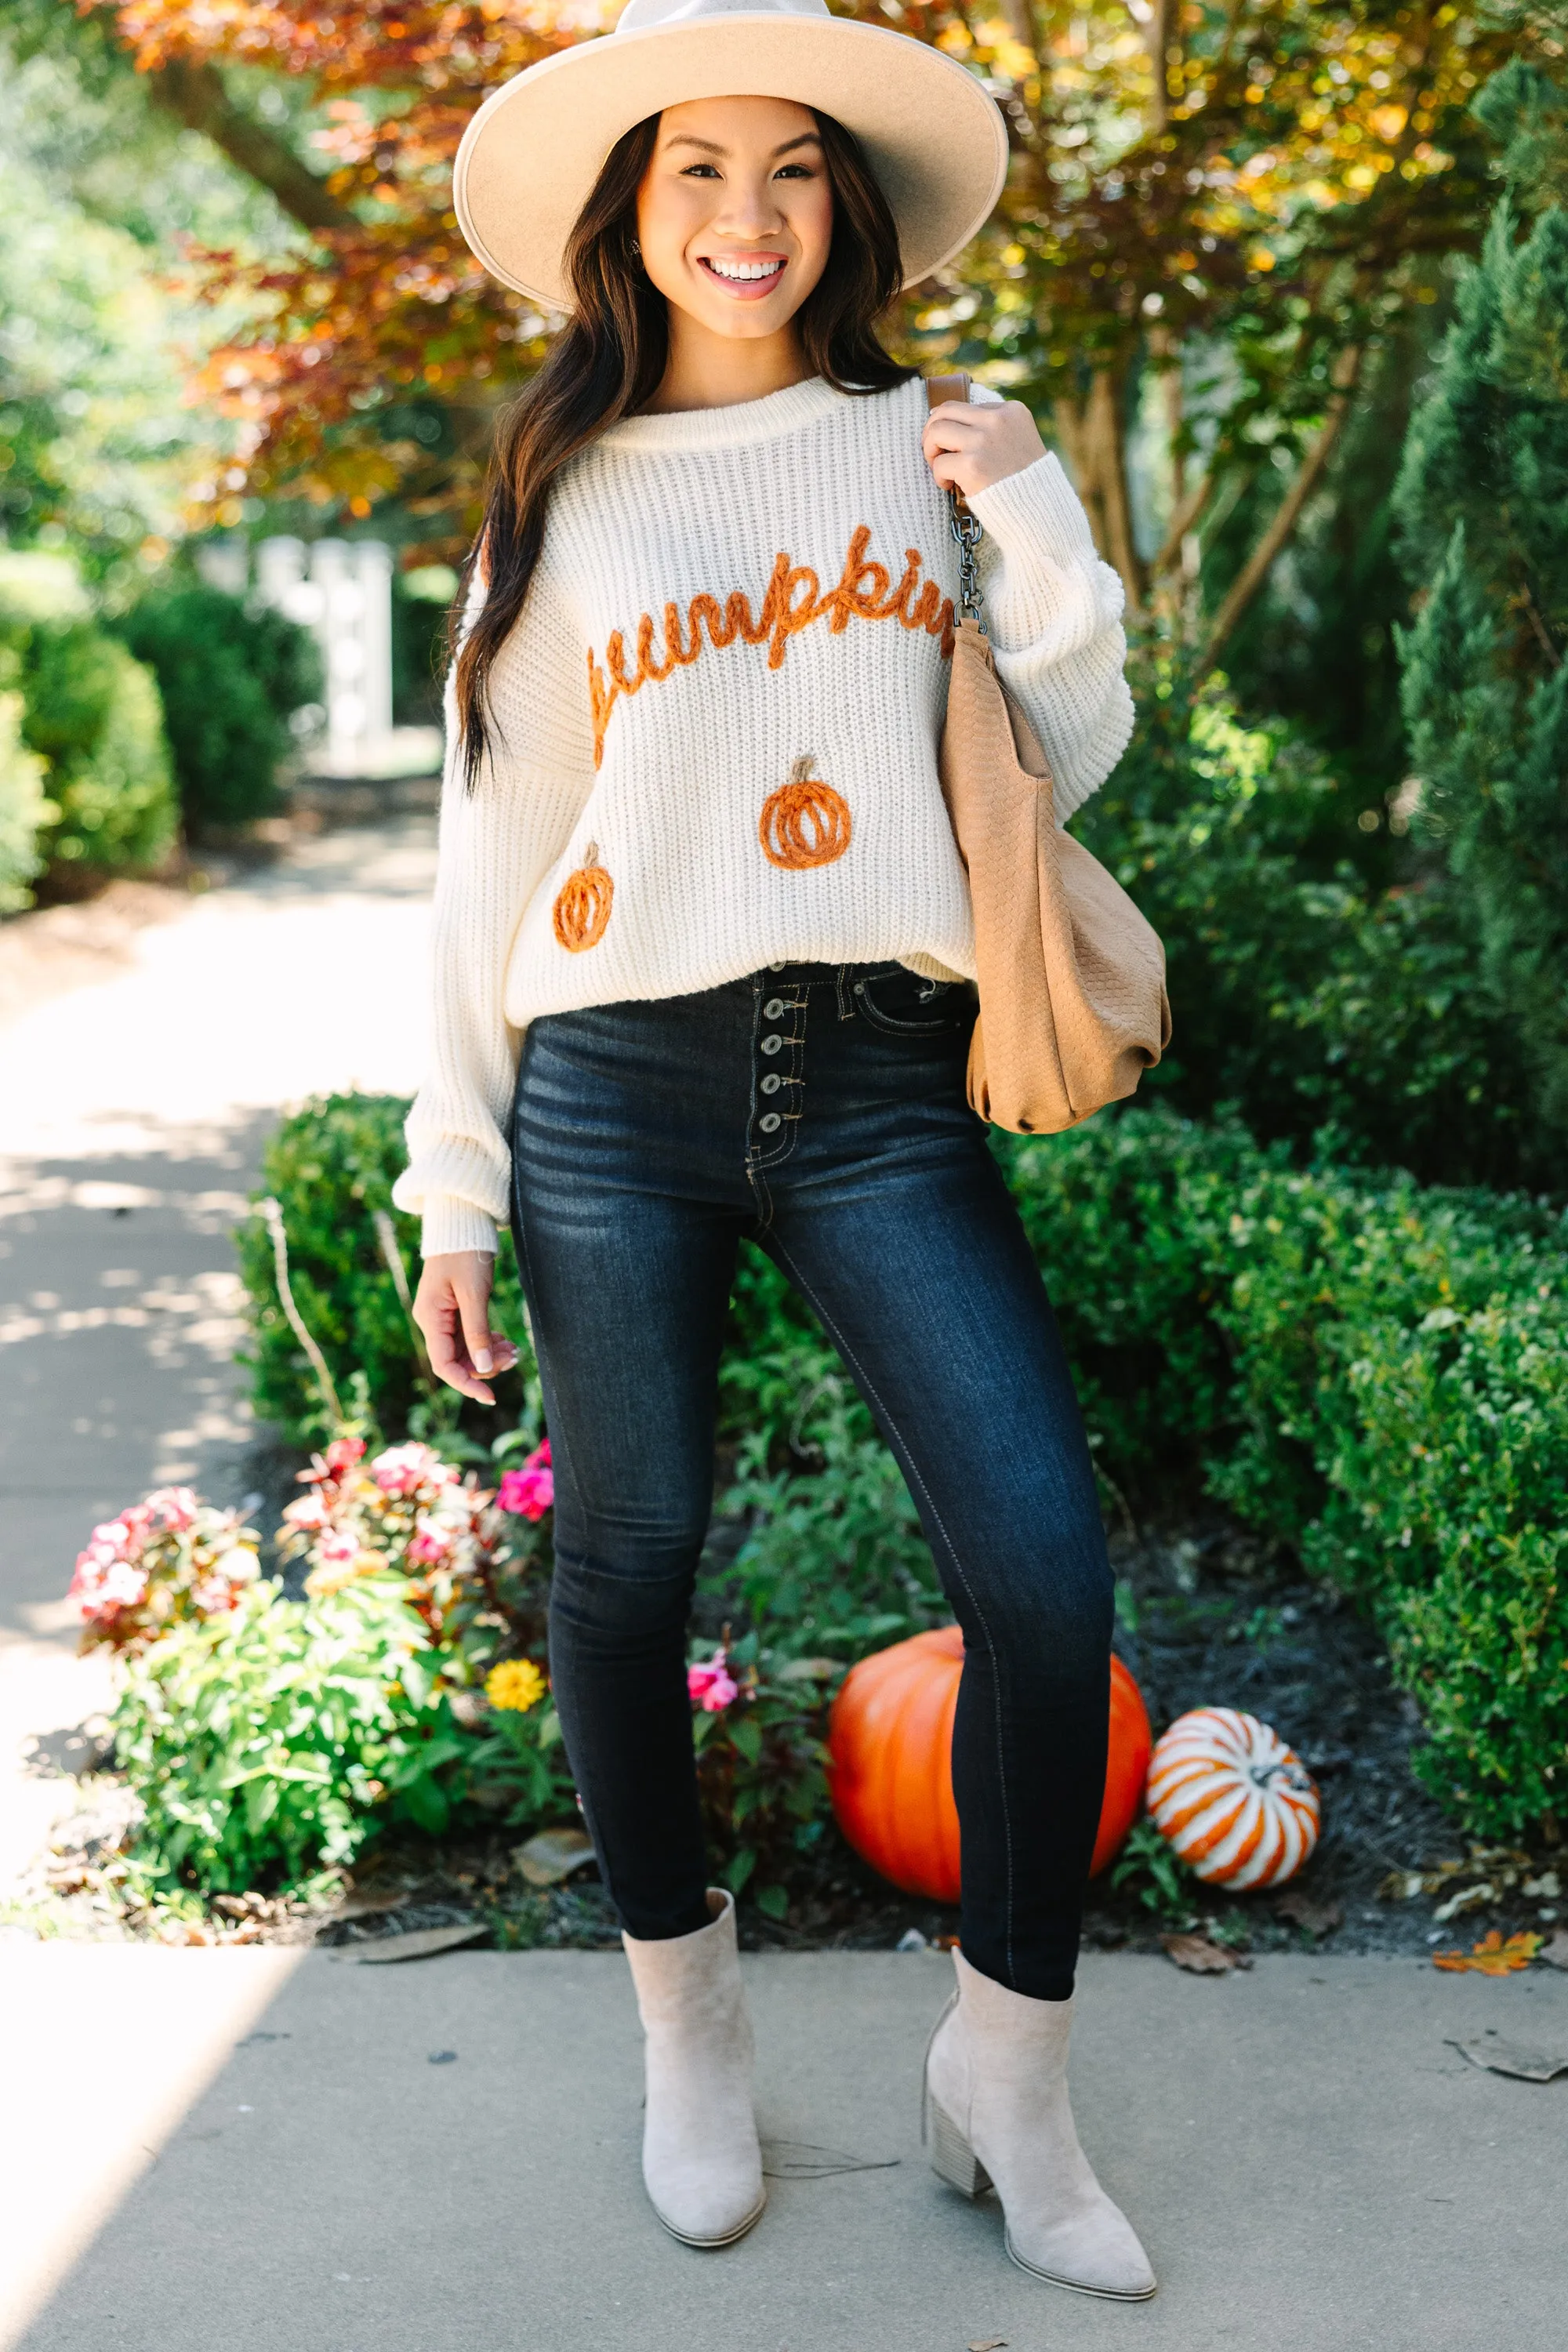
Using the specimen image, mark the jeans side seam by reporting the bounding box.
[765,1235,1020,1991]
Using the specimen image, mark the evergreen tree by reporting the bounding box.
[1396,60,1568,1137]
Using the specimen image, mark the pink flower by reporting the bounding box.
[315,1526,360,1566]
[71,1552,149,1623]
[299,1436,364,1488]
[283,1493,329,1531]
[497,1439,553,1521]
[101,1558,149,1609]
[407,1519,453,1566]
[145,1487,198,1534]
[370,1442,448,1499]
[687,1652,739,1714]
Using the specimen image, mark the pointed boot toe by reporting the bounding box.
[1005,2195,1156,2300]
[623,1889,765,2249]
[925,1951,1156,2302]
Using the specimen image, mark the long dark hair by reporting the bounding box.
[452,107,914,784]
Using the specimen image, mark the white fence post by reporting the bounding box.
[254,535,397,776]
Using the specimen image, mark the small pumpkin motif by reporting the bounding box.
[759,755,851,871]
[552,840,614,953]
[827,1625,1151,1901]
[1145,1706,1319,1889]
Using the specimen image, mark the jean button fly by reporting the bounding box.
[758,1112,782,1134]
[763,997,786,1020]
[760,1035,782,1057]
[760,1072,781,1094]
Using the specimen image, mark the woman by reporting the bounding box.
[397,0,1152,2299]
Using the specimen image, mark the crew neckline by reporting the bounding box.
[600,373,887,453]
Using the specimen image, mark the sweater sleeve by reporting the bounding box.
[965,450,1134,824]
[391,564,596,1258]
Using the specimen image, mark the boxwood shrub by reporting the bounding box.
[236,1091,531,1446]
[1002,1116,1568,1839]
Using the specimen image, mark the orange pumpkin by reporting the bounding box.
[827,1625,1152,1901]
[759,757,852,870]
[553,841,614,951]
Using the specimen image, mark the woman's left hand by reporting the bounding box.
[923,398,1046,502]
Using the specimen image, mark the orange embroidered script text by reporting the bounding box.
[586,526,956,768]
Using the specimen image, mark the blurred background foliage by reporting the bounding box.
[0,0,1565,1174]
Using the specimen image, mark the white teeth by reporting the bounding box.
[707,258,783,281]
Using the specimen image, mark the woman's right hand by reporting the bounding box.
[412,1251,520,1406]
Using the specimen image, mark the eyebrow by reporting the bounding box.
[663,132,823,158]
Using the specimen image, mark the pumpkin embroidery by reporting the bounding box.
[552,841,614,952]
[759,757,851,871]
[586,524,956,768]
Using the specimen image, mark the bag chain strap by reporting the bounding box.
[947,491,984,626]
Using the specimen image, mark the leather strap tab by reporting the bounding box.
[925,372,971,411]
[926,371,975,522]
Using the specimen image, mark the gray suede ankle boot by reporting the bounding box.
[622,1888,765,2248]
[924,1949,1155,2299]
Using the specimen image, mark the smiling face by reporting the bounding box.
[635,96,835,344]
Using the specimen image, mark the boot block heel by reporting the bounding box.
[927,2096,992,2200]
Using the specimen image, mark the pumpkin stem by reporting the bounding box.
[583,840,599,865]
[789,754,814,785]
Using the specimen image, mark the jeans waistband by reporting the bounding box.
[755,958,905,985]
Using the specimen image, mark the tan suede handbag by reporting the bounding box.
[927,375,1171,1134]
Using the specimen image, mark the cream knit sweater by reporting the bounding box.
[392,373,1133,1257]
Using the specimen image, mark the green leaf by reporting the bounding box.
[720,1848,757,1896]
[397,1772,449,1836]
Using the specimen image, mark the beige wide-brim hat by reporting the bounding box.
[453,0,1009,310]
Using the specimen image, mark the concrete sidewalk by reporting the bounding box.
[0,822,437,1890]
[5,1944,1565,2352]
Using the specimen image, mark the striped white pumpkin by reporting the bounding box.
[1146,1708,1319,1889]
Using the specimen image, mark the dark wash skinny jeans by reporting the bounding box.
[510,960,1112,2002]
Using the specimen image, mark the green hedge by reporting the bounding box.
[7,618,176,878]
[0,686,49,911]
[1001,1116,1568,1839]
[1076,660,1537,1192]
[236,1091,531,1446]
[238,1093,1568,1842]
[118,583,321,836]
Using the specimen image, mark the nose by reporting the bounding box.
[709,170,788,244]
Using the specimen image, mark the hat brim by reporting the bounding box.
[453,17,1009,310]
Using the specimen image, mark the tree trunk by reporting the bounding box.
[1150,470,1214,581]
[146,57,356,234]
[1142,0,1171,132]
[1200,345,1364,669]
[1000,0,1039,50]
[1054,370,1147,621]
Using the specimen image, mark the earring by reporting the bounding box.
[630,237,641,256]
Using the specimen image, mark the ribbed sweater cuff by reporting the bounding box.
[967,452,1095,563]
[419,1197,499,1259]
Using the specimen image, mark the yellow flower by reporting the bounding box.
[486,1658,546,1714]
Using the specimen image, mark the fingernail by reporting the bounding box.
[474,1350,493,1375]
